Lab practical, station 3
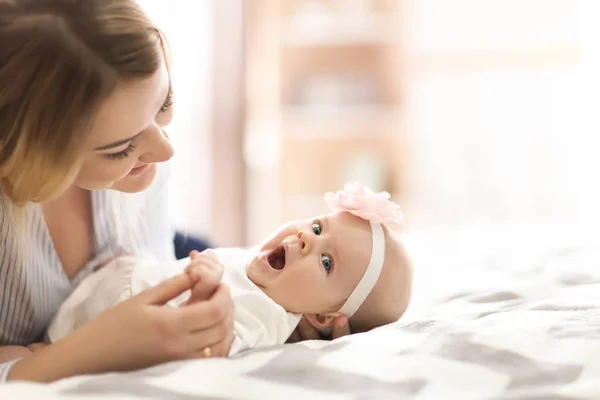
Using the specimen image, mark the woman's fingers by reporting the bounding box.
[135,251,224,306]
[180,284,234,331]
[207,333,235,357]
[186,340,227,359]
[135,272,195,306]
[181,284,235,358]
[186,331,234,359]
[184,319,233,355]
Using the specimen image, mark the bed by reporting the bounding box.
[1,222,599,399]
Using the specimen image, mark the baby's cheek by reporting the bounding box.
[296,270,322,298]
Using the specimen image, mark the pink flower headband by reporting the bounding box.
[324,183,403,225]
[324,183,403,317]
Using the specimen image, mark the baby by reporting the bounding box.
[47,183,413,355]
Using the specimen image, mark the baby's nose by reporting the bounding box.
[296,231,310,255]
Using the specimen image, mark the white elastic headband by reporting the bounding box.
[338,221,385,317]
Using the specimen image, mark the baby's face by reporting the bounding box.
[247,212,372,315]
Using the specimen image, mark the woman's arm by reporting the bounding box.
[0,346,31,363]
[7,326,125,382]
[5,270,234,383]
[0,342,48,363]
[0,343,58,380]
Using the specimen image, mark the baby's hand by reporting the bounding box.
[184,250,225,304]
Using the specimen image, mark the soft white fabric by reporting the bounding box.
[47,248,301,356]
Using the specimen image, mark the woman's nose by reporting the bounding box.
[139,126,174,164]
[297,231,311,256]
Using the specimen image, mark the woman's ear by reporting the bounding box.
[305,313,340,329]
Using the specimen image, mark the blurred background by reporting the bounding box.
[137,0,598,248]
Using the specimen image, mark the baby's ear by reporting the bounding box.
[305,313,339,329]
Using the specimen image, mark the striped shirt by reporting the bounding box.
[0,166,175,381]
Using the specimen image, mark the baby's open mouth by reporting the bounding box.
[267,245,286,270]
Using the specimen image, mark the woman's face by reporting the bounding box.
[75,59,174,193]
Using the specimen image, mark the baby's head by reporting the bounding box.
[246,183,412,333]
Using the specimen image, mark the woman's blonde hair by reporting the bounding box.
[0,0,168,206]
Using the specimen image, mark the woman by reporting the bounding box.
[0,0,348,383]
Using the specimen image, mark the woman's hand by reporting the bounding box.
[9,265,235,382]
[287,315,351,343]
[88,268,235,370]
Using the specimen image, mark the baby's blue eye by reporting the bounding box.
[321,254,333,273]
[312,221,322,236]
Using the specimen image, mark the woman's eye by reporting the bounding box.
[104,143,136,160]
[160,90,174,113]
[312,221,322,236]
[321,254,333,273]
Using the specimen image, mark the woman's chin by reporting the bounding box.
[74,164,158,193]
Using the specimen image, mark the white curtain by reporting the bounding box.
[137,0,215,237]
[402,0,597,230]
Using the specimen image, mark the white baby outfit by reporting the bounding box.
[47,248,302,355]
